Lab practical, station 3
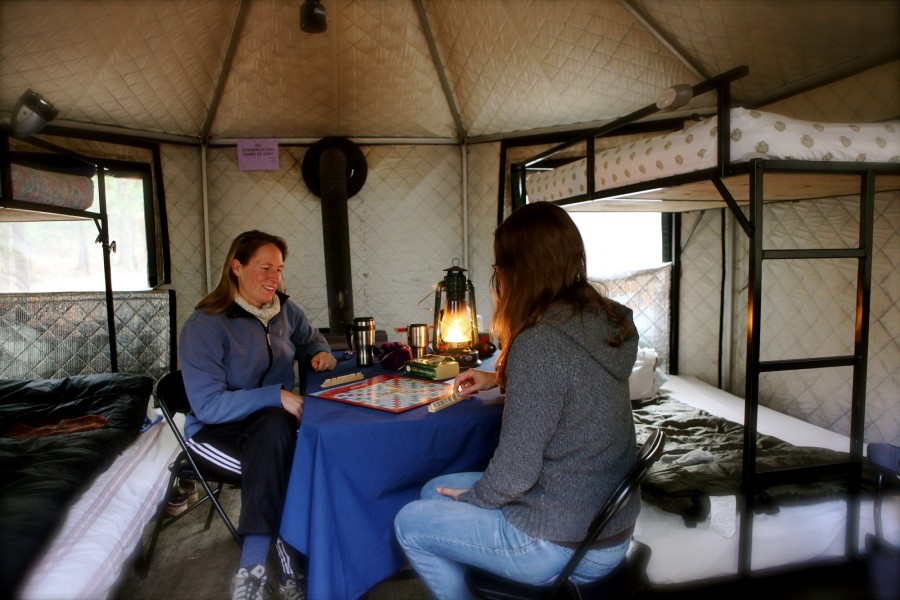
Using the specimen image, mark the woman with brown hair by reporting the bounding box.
[394,202,639,599]
[180,230,336,600]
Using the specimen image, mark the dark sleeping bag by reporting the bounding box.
[632,395,864,525]
[0,373,153,595]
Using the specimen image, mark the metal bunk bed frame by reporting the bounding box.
[509,65,900,578]
[0,131,119,372]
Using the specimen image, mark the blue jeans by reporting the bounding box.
[394,473,630,600]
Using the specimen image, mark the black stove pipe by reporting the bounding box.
[319,146,354,330]
[301,137,368,335]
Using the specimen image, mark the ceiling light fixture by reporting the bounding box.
[300,0,326,33]
[10,88,59,137]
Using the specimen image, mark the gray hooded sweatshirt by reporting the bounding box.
[459,301,640,543]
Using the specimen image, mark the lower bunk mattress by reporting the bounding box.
[634,375,898,586]
[18,415,178,599]
[0,373,179,599]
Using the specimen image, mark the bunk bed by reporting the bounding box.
[0,131,180,598]
[0,132,120,370]
[629,373,894,585]
[512,65,900,584]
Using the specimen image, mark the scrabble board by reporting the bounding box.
[312,374,454,413]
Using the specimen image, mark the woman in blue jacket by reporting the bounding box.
[180,230,336,600]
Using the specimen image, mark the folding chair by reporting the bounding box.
[866,443,900,600]
[464,428,667,600]
[143,370,242,571]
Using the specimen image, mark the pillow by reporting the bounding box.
[630,348,662,401]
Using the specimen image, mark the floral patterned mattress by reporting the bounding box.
[8,163,95,211]
[525,108,900,203]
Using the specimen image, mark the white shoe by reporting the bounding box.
[232,564,267,600]
[279,576,306,600]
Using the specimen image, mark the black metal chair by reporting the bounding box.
[143,370,242,571]
[464,428,667,600]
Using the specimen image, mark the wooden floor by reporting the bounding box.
[111,485,430,600]
[112,485,878,600]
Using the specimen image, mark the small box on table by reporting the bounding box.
[404,354,460,380]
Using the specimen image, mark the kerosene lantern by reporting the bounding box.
[433,259,480,367]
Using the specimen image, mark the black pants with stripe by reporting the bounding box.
[188,407,298,537]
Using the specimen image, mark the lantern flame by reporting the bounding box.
[440,301,472,344]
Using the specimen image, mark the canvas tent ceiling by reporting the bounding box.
[1,0,898,144]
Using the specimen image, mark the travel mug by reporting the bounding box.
[407,324,429,359]
[347,317,376,367]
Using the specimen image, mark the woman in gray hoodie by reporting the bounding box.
[395,201,639,599]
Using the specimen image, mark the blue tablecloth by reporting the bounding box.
[280,355,502,600]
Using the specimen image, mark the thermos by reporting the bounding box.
[407,324,429,359]
[347,317,376,366]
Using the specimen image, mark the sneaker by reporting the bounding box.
[232,564,267,600]
[165,494,188,517]
[176,477,200,504]
[279,577,306,600]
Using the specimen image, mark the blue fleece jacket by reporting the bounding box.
[179,292,331,439]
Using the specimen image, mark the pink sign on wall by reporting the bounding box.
[237,139,280,171]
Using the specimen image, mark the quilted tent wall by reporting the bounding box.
[0,291,173,382]
[677,194,900,447]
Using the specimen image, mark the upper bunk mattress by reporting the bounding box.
[5,163,95,211]
[525,108,900,204]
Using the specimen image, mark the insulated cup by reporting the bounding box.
[347,317,376,366]
[407,324,429,359]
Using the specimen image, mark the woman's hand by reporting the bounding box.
[280,389,304,422]
[452,369,498,398]
[436,487,467,501]
[311,351,337,371]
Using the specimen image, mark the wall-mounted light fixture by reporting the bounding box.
[300,0,326,33]
[656,83,693,111]
[10,89,59,137]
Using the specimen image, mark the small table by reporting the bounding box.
[280,355,502,600]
